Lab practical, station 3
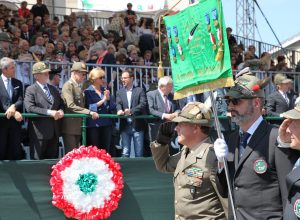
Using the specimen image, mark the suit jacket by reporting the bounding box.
[266,91,294,116]
[24,82,63,139]
[84,85,116,127]
[178,94,204,110]
[116,86,147,132]
[147,89,179,119]
[284,166,300,220]
[0,76,23,114]
[216,120,300,220]
[20,32,32,41]
[151,139,227,219]
[61,79,90,135]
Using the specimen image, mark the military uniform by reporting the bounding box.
[281,101,300,219]
[61,62,90,153]
[151,139,226,220]
[151,102,227,220]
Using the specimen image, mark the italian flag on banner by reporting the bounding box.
[164,0,234,100]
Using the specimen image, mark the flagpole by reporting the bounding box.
[209,91,237,220]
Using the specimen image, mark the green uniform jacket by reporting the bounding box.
[151,138,227,220]
[61,79,90,135]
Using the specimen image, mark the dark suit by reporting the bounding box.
[266,91,294,116]
[116,86,147,157]
[0,76,23,160]
[284,166,300,220]
[20,32,32,42]
[216,120,300,220]
[147,89,179,142]
[24,82,63,159]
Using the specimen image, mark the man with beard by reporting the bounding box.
[214,72,299,220]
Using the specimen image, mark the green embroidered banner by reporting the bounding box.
[163,0,234,100]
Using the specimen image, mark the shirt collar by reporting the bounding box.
[1,74,9,81]
[126,85,133,91]
[36,81,47,90]
[242,115,263,136]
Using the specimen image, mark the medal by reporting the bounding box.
[294,199,300,218]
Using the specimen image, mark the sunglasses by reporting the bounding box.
[226,98,255,105]
[225,98,242,106]
[99,76,105,80]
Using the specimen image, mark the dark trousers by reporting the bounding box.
[29,132,59,160]
[87,126,113,153]
[0,119,23,160]
[62,134,81,154]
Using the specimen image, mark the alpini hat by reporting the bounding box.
[282,102,300,120]
[274,73,293,85]
[32,62,50,74]
[71,62,87,72]
[225,68,270,99]
[0,32,11,42]
[172,102,212,126]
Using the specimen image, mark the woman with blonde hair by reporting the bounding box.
[84,68,116,154]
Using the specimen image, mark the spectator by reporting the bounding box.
[147,76,179,142]
[125,3,137,27]
[0,32,11,59]
[124,23,139,47]
[49,68,61,91]
[226,27,237,50]
[116,69,147,157]
[65,41,77,61]
[0,57,24,160]
[30,0,49,19]
[16,40,33,86]
[18,1,30,18]
[84,68,116,154]
[24,62,64,159]
[125,47,138,65]
[143,50,153,66]
[20,23,31,41]
[247,44,258,59]
[93,41,116,89]
[29,36,46,55]
[44,42,55,60]
[61,62,99,153]
[266,73,294,117]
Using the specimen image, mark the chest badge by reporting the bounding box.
[253,159,267,174]
[185,167,204,179]
[294,199,300,217]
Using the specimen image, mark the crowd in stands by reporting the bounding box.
[0,1,300,160]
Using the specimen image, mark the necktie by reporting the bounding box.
[284,93,289,105]
[293,157,300,170]
[164,95,170,113]
[6,78,12,99]
[43,85,53,102]
[239,132,250,160]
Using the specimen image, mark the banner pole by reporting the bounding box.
[209,91,237,220]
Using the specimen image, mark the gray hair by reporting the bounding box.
[92,40,107,51]
[158,76,173,87]
[0,57,15,70]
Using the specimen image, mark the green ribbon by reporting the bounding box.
[76,173,98,194]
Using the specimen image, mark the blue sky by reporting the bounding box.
[222,0,299,45]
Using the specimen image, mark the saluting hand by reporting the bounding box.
[279,119,292,143]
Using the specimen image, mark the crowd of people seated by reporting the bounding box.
[0,1,299,160]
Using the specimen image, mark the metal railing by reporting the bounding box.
[233,34,300,69]
[15,60,300,96]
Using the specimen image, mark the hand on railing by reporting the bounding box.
[14,111,23,122]
[50,110,64,120]
[5,104,16,119]
[90,111,99,120]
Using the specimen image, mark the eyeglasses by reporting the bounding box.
[99,76,105,80]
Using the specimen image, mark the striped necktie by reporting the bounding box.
[43,85,53,102]
[6,78,12,99]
